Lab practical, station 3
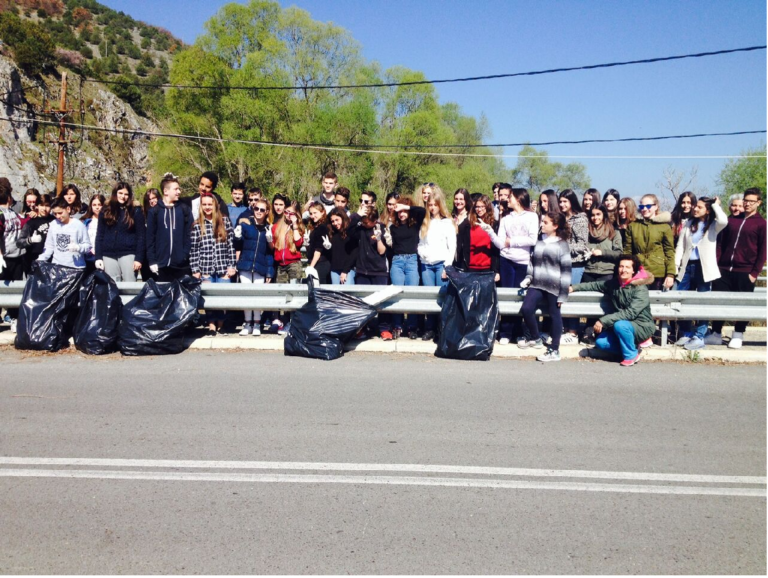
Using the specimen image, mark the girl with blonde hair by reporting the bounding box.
[417,188,457,341]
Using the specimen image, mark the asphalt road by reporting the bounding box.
[1,350,765,574]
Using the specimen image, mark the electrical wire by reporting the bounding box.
[81,45,766,91]
[0,116,763,160]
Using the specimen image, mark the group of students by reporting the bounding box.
[0,172,764,364]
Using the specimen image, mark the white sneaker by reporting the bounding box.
[703,331,723,346]
[728,332,743,349]
[10,319,17,334]
[239,324,253,336]
[499,337,510,345]
[540,332,551,344]
[278,322,289,336]
[251,326,261,336]
[537,348,561,362]
[560,333,578,344]
[675,335,692,346]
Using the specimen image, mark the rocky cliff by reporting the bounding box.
[0,55,157,196]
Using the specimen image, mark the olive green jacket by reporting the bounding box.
[622,212,675,280]
[573,271,656,342]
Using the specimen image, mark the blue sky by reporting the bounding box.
[101,0,767,201]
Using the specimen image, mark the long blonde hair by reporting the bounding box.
[413,182,443,209]
[421,189,454,238]
[273,201,304,253]
[197,193,227,242]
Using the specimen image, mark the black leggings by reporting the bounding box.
[521,288,562,351]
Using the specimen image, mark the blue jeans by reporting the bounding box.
[420,262,448,332]
[676,260,711,339]
[391,254,420,331]
[595,320,638,360]
[330,269,356,285]
[201,273,231,322]
[564,266,585,333]
[499,257,529,340]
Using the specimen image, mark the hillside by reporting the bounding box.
[0,0,183,116]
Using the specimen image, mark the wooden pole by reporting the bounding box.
[56,72,67,196]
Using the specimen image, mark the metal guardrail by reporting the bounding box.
[1,281,764,347]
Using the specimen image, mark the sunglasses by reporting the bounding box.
[253,207,267,213]
[362,199,373,204]
[422,182,435,187]
[638,204,655,210]
[248,198,261,203]
[284,211,296,216]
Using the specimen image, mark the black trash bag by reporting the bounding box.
[14,262,85,352]
[118,276,201,356]
[284,278,377,360]
[73,271,123,355]
[435,266,500,361]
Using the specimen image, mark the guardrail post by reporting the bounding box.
[660,320,669,348]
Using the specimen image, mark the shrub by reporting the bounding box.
[0,12,55,75]
[55,47,85,70]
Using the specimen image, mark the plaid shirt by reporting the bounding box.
[190,217,236,276]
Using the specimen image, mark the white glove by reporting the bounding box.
[30,231,43,243]
[67,242,80,253]
[234,225,242,239]
[95,260,104,271]
[303,231,311,246]
[305,266,319,281]
[265,227,273,243]
[520,277,531,289]
[149,264,159,274]
[383,226,393,247]
[478,221,494,235]
[0,255,5,274]
[322,235,332,250]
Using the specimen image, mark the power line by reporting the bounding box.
[0,116,764,160]
[82,45,766,91]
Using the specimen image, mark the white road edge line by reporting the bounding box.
[0,469,764,497]
[0,457,764,485]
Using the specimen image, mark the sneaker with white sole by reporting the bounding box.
[638,337,653,349]
[540,332,551,344]
[674,335,692,346]
[728,331,744,349]
[683,336,705,350]
[499,337,510,345]
[9,319,17,334]
[239,324,253,336]
[278,322,289,336]
[703,331,722,346]
[620,351,642,367]
[518,338,544,349]
[560,333,578,345]
[537,348,561,362]
[251,326,261,336]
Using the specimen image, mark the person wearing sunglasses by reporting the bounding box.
[234,198,274,336]
[706,188,766,349]
[623,193,675,291]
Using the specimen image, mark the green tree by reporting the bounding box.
[718,145,767,216]
[513,145,590,193]
[0,12,56,75]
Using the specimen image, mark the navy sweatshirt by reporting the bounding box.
[146,200,193,268]
[95,205,146,262]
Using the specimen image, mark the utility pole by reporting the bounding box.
[45,72,71,195]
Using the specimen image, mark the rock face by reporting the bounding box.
[0,55,157,197]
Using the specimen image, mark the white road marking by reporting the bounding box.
[0,468,763,497]
[0,457,764,485]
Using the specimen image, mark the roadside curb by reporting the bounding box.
[1,328,765,363]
